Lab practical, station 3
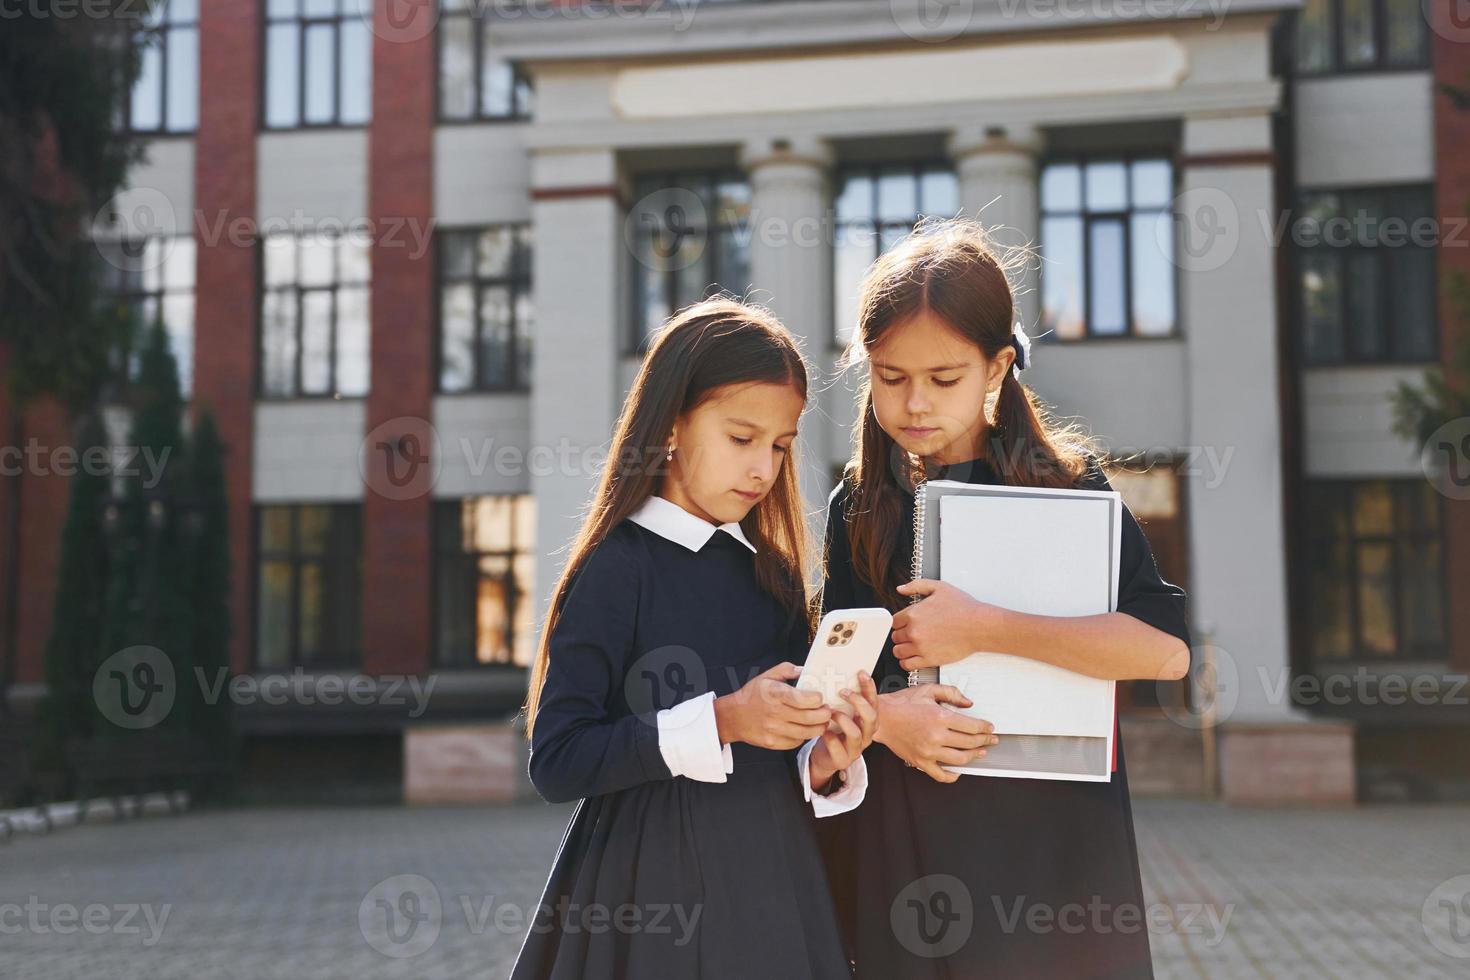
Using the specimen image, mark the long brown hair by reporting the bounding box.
[840,217,1101,612]
[523,297,815,735]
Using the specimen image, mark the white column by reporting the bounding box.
[529,148,625,617]
[1178,113,1296,724]
[947,124,1043,333]
[739,136,841,491]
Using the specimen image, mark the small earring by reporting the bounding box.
[665,446,674,461]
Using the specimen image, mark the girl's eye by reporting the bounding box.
[933,377,961,388]
[774,444,790,456]
[730,435,753,447]
[879,375,904,387]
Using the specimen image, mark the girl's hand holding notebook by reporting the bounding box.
[873,683,999,785]
[892,578,1006,671]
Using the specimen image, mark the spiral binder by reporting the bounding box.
[907,480,940,689]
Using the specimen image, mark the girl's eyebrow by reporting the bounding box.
[727,417,799,440]
[872,360,971,373]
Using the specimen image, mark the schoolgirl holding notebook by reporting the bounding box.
[819,219,1192,979]
[511,297,879,980]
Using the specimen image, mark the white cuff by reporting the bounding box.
[796,736,868,818]
[657,691,734,783]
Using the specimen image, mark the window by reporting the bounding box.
[437,226,533,392]
[260,231,371,398]
[94,236,197,397]
[1040,157,1177,340]
[123,0,199,133]
[1294,0,1430,75]
[256,504,362,668]
[434,496,536,668]
[438,1,534,121]
[628,172,751,350]
[1305,481,1445,662]
[832,164,958,347]
[1298,185,1437,364]
[263,0,372,129]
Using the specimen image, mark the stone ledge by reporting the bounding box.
[404,723,534,805]
[1218,719,1357,806]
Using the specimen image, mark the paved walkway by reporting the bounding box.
[2,799,1467,979]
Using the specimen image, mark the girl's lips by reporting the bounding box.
[903,426,939,437]
[733,489,761,502]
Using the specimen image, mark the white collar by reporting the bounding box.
[628,495,757,555]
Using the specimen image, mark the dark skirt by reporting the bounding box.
[818,740,1153,980]
[511,748,854,980]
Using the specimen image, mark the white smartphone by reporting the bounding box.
[795,608,893,710]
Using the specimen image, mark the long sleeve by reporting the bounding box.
[796,736,869,817]
[527,542,674,804]
[820,482,859,617]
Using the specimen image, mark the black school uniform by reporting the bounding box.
[511,495,865,980]
[817,453,1191,980]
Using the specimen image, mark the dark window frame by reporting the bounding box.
[1303,480,1448,664]
[434,225,535,394]
[93,235,198,397]
[830,160,958,350]
[435,5,535,124]
[1296,183,1439,365]
[1038,153,1181,343]
[257,231,372,400]
[432,496,535,670]
[260,0,372,131]
[1292,0,1432,77]
[252,503,363,670]
[625,170,751,355]
[121,0,200,136]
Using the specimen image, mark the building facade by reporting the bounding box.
[2,0,1466,800]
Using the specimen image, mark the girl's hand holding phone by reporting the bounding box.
[714,662,833,751]
[892,578,1005,671]
[874,683,999,784]
[806,671,879,792]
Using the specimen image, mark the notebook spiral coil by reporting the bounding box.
[907,480,939,689]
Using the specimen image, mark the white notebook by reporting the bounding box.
[909,481,1122,781]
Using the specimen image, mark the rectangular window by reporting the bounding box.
[437,2,534,121]
[260,231,371,398]
[93,236,197,397]
[1296,185,1438,365]
[255,504,362,668]
[263,0,372,129]
[1293,0,1430,75]
[832,163,959,348]
[434,496,536,668]
[122,0,199,134]
[1040,156,1177,341]
[437,226,533,392]
[1304,480,1446,662]
[627,172,751,350]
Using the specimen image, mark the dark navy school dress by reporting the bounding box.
[816,453,1191,980]
[510,515,855,980]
